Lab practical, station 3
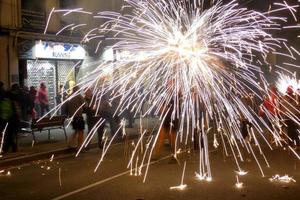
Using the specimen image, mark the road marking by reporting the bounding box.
[52,155,171,200]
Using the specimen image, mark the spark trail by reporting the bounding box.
[45,0,300,182]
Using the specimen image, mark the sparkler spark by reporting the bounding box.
[269,174,296,183]
[235,175,243,189]
[170,184,188,191]
[170,161,187,190]
[0,123,8,154]
[59,168,62,187]
[45,0,300,183]
[276,73,300,95]
[50,154,55,162]
[235,170,248,176]
[6,171,11,176]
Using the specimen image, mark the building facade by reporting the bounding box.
[0,0,123,108]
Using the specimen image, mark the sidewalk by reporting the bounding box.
[0,117,159,168]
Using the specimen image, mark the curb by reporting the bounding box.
[0,142,102,169]
[0,134,141,169]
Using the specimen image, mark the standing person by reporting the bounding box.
[240,94,254,141]
[0,81,5,99]
[260,86,279,118]
[0,81,6,139]
[58,85,68,116]
[1,85,22,154]
[123,107,135,128]
[108,92,122,140]
[259,86,280,143]
[84,89,94,143]
[67,86,85,150]
[20,86,30,121]
[55,85,64,115]
[84,89,107,149]
[0,92,13,154]
[295,88,300,105]
[0,90,7,146]
[38,83,50,117]
[29,86,37,119]
[280,86,300,148]
[154,99,179,158]
[154,80,180,159]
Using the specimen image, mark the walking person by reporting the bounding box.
[38,83,50,117]
[67,86,85,150]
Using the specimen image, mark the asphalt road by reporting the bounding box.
[0,139,299,200]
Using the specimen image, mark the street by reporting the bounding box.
[0,138,299,200]
[0,0,300,199]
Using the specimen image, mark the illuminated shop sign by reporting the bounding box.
[34,41,87,60]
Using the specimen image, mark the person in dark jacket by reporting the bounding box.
[29,86,37,119]
[1,85,22,154]
[280,86,300,148]
[67,86,85,149]
[84,89,107,149]
[0,81,5,99]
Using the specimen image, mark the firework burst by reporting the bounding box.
[45,0,300,183]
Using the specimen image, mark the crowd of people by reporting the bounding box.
[154,84,300,159]
[0,81,127,154]
[259,85,300,148]
[0,82,53,154]
[1,80,300,156]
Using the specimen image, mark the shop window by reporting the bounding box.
[26,60,57,109]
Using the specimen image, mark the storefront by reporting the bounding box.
[19,40,87,109]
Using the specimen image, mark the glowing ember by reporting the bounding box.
[269,175,296,183]
[0,123,8,154]
[171,161,188,190]
[235,170,248,176]
[276,73,300,95]
[170,184,188,191]
[50,154,54,162]
[235,182,243,189]
[235,175,243,189]
[195,172,212,182]
[6,171,11,176]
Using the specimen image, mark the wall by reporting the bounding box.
[0,36,19,87]
[45,0,60,33]
[0,37,9,87]
[0,0,21,87]
[0,0,21,29]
